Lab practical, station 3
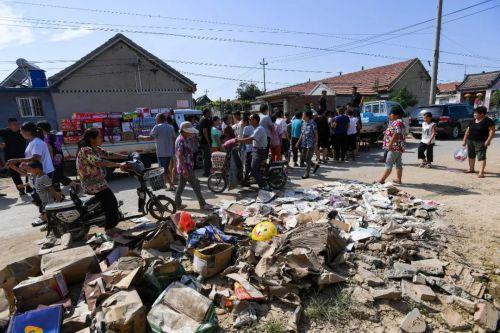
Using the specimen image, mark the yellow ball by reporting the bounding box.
[251,221,278,241]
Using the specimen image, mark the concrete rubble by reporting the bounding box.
[0,180,497,332]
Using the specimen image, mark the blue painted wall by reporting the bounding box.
[0,88,58,130]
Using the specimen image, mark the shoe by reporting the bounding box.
[299,164,306,168]
[302,174,310,179]
[177,204,187,210]
[0,193,6,197]
[201,203,214,211]
[32,219,47,227]
[313,164,320,174]
[40,225,48,232]
[293,162,298,167]
[19,190,26,196]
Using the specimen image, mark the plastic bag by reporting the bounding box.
[454,147,468,162]
[179,211,196,233]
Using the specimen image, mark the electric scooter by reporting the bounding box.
[45,153,176,237]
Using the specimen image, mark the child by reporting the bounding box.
[346,109,361,160]
[19,160,62,226]
[418,112,436,168]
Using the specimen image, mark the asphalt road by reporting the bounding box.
[0,135,499,267]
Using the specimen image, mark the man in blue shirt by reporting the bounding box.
[296,110,320,179]
[290,111,303,167]
[332,107,350,162]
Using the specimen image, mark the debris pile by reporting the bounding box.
[0,181,498,332]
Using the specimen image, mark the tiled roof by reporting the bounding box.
[458,71,500,91]
[437,82,460,93]
[49,33,196,89]
[265,58,422,96]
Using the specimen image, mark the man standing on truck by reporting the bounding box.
[198,108,212,177]
[138,113,176,190]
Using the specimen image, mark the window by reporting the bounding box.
[16,97,44,117]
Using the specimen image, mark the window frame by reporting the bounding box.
[16,97,45,118]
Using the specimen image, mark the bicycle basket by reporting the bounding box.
[211,152,227,171]
[143,167,165,191]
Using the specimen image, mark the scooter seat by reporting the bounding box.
[45,201,76,210]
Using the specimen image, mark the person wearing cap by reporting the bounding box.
[377,106,406,184]
[237,113,269,190]
[174,122,213,211]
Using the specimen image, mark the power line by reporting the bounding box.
[0,0,458,39]
[272,3,500,65]
[2,15,492,63]
[2,19,498,70]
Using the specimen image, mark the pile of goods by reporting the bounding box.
[0,181,497,332]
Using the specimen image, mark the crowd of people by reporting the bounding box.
[0,92,496,232]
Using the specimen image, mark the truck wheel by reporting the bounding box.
[449,125,460,140]
[411,133,422,139]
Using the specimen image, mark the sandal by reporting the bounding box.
[464,170,475,174]
[478,174,485,178]
[392,179,402,184]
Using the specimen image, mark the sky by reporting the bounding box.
[0,0,499,100]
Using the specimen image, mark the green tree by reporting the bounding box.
[389,87,418,109]
[490,90,500,110]
[236,83,263,101]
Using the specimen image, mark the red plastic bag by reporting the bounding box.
[179,211,196,233]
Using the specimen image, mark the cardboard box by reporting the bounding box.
[147,282,214,333]
[41,246,100,284]
[193,243,233,278]
[13,272,68,311]
[101,289,146,333]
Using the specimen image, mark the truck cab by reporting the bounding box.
[360,100,409,140]
[173,109,203,127]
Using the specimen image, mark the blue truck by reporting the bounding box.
[359,100,409,142]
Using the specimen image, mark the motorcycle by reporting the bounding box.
[45,153,176,237]
[207,143,287,193]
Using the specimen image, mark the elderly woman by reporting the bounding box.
[377,107,406,184]
[76,128,128,230]
[462,106,495,178]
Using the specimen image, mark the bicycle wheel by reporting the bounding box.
[268,169,287,189]
[207,172,227,193]
[147,195,176,221]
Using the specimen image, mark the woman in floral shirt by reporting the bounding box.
[377,107,406,184]
[76,128,127,230]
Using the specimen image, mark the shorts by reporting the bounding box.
[347,134,357,151]
[467,140,487,161]
[319,137,330,149]
[157,156,172,170]
[385,151,403,170]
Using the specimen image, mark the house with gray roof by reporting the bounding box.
[457,71,500,109]
[49,33,197,120]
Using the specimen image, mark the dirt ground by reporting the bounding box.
[0,136,499,330]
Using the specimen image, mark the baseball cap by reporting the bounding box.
[179,121,199,134]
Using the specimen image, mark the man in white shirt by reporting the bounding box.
[238,113,269,190]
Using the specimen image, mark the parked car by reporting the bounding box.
[360,100,409,142]
[409,104,473,139]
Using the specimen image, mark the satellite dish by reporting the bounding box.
[16,58,29,68]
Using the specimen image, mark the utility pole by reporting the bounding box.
[429,0,443,105]
[260,58,268,93]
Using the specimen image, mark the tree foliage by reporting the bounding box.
[236,83,263,101]
[389,87,418,109]
[490,90,500,110]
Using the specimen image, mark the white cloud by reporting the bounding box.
[49,27,93,42]
[0,3,35,49]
